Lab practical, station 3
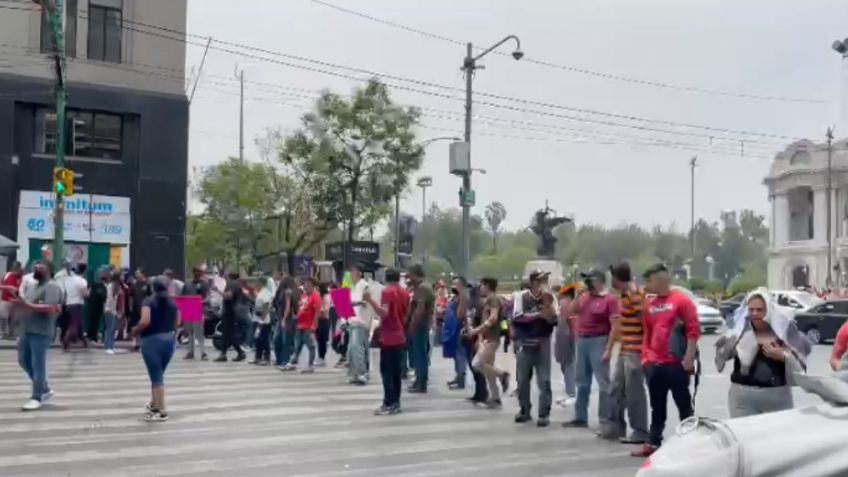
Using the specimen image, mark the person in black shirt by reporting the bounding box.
[86,267,109,343]
[214,272,246,362]
[130,268,151,352]
[132,276,180,422]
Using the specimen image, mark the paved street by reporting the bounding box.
[0,335,836,477]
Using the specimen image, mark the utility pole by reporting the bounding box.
[417,176,433,265]
[689,156,697,260]
[38,0,68,265]
[827,127,835,288]
[236,67,244,162]
[393,155,401,268]
[459,36,522,279]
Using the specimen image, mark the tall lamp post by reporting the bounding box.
[828,38,847,287]
[394,136,459,267]
[459,36,524,279]
[417,176,433,265]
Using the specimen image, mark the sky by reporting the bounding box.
[185,0,848,232]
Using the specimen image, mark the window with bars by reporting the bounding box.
[87,1,123,63]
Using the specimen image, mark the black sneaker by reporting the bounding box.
[213,355,228,363]
[184,352,194,360]
[514,412,532,423]
[201,353,209,361]
[374,405,391,416]
[387,405,402,415]
[537,417,550,428]
[233,353,246,363]
[562,419,589,428]
[407,386,427,394]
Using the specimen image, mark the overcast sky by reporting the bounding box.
[185,0,848,232]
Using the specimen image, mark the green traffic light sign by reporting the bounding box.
[55,182,65,193]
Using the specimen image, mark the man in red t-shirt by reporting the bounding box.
[365,268,409,415]
[281,277,322,373]
[0,261,23,339]
[632,263,700,458]
[830,321,848,375]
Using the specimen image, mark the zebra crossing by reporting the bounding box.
[0,346,640,477]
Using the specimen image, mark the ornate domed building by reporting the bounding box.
[766,137,848,289]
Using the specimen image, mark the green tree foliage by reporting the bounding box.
[281,79,423,264]
[484,201,507,253]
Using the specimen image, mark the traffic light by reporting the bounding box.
[53,167,73,197]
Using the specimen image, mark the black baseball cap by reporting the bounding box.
[528,269,551,282]
[580,269,606,283]
[643,263,669,279]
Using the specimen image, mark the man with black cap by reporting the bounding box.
[12,260,62,411]
[511,269,557,427]
[563,268,618,437]
[405,264,434,393]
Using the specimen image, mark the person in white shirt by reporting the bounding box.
[61,264,89,350]
[347,263,375,385]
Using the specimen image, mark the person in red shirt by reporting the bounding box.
[365,268,409,415]
[1,261,23,339]
[281,277,322,374]
[632,263,700,458]
[830,321,848,376]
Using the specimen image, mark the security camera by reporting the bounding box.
[833,40,847,55]
[512,50,524,61]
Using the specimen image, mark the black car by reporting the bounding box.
[793,299,848,345]
[719,293,746,321]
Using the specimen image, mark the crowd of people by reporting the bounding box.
[4,254,848,458]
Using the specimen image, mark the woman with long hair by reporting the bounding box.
[715,289,810,418]
[251,277,275,365]
[132,276,180,422]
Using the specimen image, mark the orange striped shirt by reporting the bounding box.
[618,287,644,354]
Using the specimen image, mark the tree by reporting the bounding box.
[484,201,507,253]
[281,79,423,266]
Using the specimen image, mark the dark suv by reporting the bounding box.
[793,299,848,345]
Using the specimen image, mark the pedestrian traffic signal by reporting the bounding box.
[53,167,73,197]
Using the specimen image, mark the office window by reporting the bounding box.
[40,0,78,58]
[87,1,122,63]
[35,108,123,161]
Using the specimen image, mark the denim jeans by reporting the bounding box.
[610,351,649,440]
[141,332,176,387]
[560,359,576,397]
[515,337,552,418]
[290,329,315,367]
[380,346,403,408]
[242,317,255,348]
[274,320,295,366]
[575,335,613,425]
[316,319,330,360]
[453,339,468,384]
[18,333,51,401]
[347,326,369,381]
[103,312,117,351]
[409,328,430,389]
[254,323,271,362]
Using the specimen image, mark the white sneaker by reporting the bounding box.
[314,358,326,367]
[105,349,115,355]
[21,399,42,411]
[41,390,54,403]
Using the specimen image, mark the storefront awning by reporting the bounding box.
[0,234,18,254]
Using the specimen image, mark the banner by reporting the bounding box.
[174,295,203,323]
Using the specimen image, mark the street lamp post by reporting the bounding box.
[417,176,433,265]
[393,137,459,268]
[459,36,523,279]
[827,127,835,287]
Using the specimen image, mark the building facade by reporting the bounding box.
[766,137,848,289]
[0,0,189,275]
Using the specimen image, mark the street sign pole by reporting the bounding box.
[41,0,68,264]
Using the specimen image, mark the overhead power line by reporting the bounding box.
[308,0,826,105]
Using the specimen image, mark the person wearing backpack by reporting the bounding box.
[632,263,700,458]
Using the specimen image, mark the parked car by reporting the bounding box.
[718,293,746,321]
[793,299,848,345]
[671,286,724,334]
[769,290,822,317]
[636,374,848,477]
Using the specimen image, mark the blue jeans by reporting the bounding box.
[516,338,552,417]
[141,332,176,386]
[453,339,468,384]
[561,360,576,397]
[274,320,295,366]
[242,317,255,348]
[18,333,51,401]
[575,335,613,425]
[103,312,117,351]
[409,328,429,389]
[290,329,315,367]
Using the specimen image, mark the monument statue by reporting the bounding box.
[529,201,572,259]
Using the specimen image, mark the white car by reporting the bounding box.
[769,290,822,317]
[672,287,724,334]
[636,374,848,477]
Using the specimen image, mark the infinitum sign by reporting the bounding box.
[16,190,131,265]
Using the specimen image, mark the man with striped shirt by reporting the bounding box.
[609,262,649,444]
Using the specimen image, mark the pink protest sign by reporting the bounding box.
[330,288,355,318]
[174,295,203,323]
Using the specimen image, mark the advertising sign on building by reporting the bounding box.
[16,190,131,265]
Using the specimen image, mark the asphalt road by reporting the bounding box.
[0,334,836,477]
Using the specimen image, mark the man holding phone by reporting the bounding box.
[12,260,62,411]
